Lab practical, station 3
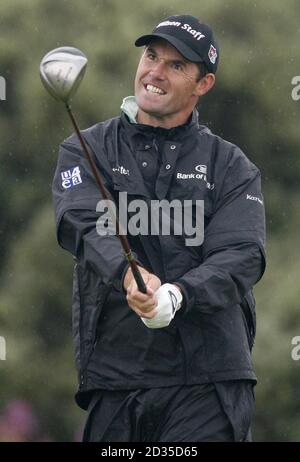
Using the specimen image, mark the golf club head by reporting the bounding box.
[40,46,87,103]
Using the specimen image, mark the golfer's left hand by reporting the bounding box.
[141,283,183,329]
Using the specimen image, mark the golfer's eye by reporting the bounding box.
[171,62,184,71]
[146,52,157,61]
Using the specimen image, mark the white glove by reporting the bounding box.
[141,283,183,329]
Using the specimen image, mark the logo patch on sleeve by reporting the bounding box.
[61,166,82,189]
[208,44,217,64]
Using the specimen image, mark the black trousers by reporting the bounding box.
[83,381,254,443]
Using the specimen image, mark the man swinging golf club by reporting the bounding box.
[42,14,266,442]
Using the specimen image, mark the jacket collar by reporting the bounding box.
[120,96,200,141]
[120,96,138,123]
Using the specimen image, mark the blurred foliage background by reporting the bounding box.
[0,0,300,442]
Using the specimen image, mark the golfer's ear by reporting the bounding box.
[194,73,215,97]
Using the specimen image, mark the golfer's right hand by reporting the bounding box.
[124,266,161,319]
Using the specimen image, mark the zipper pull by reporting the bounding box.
[152,138,158,152]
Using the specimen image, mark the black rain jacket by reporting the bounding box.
[52,110,266,409]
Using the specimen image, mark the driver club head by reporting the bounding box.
[40,46,88,103]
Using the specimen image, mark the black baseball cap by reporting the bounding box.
[135,14,219,74]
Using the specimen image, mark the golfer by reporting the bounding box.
[52,14,266,442]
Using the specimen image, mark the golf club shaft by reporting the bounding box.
[65,103,147,294]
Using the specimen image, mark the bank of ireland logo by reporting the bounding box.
[195,164,214,189]
[208,44,217,64]
[61,166,82,189]
[176,164,214,189]
[195,165,207,174]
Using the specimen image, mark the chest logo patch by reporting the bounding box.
[176,165,214,190]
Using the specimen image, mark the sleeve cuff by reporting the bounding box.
[172,279,195,312]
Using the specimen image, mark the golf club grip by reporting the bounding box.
[66,104,147,294]
[124,248,147,294]
[131,265,147,294]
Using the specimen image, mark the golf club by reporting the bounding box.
[40,46,147,293]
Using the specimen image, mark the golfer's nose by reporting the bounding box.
[149,59,167,79]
